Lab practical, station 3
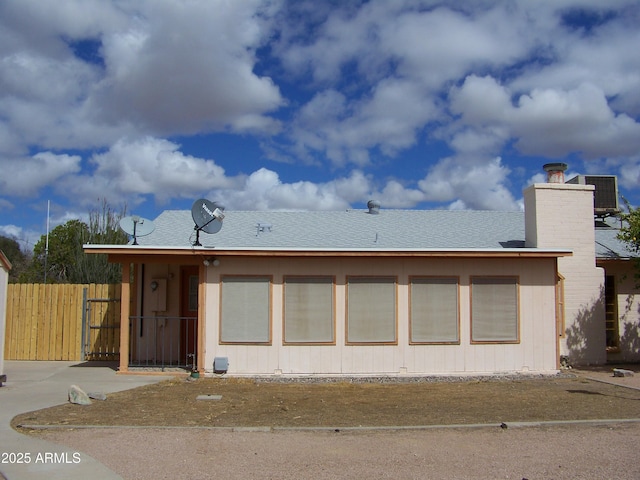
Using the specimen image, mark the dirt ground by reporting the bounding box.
[12,367,640,432]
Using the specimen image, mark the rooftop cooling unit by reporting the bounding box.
[566,175,620,215]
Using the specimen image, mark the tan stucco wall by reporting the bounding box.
[202,256,558,376]
[524,183,606,365]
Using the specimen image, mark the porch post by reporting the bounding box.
[197,263,206,373]
[119,262,130,373]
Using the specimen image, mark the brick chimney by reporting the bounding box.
[523,164,605,366]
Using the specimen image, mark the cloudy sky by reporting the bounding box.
[1,0,639,250]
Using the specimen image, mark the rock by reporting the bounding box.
[88,392,107,401]
[68,384,92,405]
[612,368,635,377]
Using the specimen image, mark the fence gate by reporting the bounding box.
[81,287,121,361]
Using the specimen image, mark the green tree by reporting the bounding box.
[0,235,31,282]
[618,203,640,254]
[21,200,128,284]
[23,219,88,283]
[617,201,640,285]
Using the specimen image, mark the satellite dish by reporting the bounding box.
[191,198,225,246]
[119,215,155,245]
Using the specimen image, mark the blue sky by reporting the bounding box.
[1,0,639,251]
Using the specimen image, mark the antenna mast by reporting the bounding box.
[44,200,50,284]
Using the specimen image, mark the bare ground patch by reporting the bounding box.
[12,373,640,433]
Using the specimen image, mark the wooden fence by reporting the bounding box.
[3,284,121,361]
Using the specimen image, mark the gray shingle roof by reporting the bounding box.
[137,208,526,250]
[595,220,636,259]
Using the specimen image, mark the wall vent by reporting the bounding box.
[566,175,620,215]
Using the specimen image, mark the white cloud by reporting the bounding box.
[276,1,399,84]
[512,83,640,158]
[381,4,531,86]
[276,0,640,206]
[57,137,240,207]
[278,2,535,167]
[450,75,512,126]
[0,153,81,196]
[618,161,640,195]
[289,79,438,167]
[2,0,640,237]
[418,157,518,211]
[6,136,433,218]
[0,225,23,239]
[449,76,640,160]
[0,0,285,158]
[375,180,425,208]
[509,6,640,115]
[218,168,371,211]
[90,0,284,136]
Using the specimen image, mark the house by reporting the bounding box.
[84,164,639,376]
[594,217,640,363]
[0,251,11,385]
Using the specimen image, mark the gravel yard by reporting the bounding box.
[31,423,640,479]
[12,366,640,479]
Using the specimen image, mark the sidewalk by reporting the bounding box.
[0,361,165,480]
[570,364,640,390]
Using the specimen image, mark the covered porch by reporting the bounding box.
[94,250,209,374]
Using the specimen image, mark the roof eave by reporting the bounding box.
[84,244,572,258]
[0,251,12,271]
[597,255,637,262]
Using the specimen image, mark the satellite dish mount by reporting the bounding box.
[191,199,225,246]
[119,215,155,245]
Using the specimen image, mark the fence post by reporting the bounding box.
[80,287,87,361]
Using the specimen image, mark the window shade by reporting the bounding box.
[284,277,334,343]
[220,277,270,343]
[471,277,518,342]
[410,277,459,343]
[347,277,396,343]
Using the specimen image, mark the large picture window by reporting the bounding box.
[410,277,459,344]
[220,276,271,344]
[347,277,396,344]
[471,276,519,343]
[284,276,334,344]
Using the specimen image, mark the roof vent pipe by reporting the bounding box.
[367,199,381,214]
[543,163,568,184]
